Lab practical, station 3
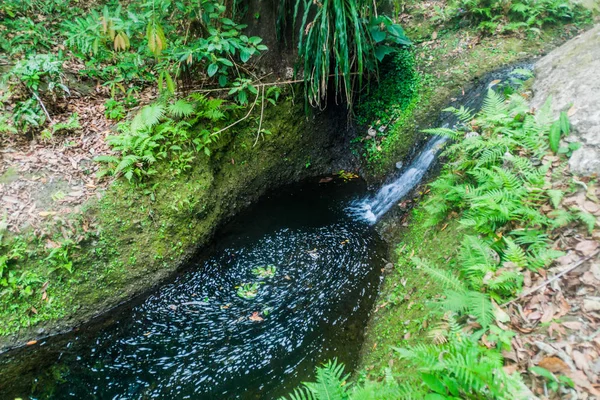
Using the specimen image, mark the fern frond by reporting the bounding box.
[413,257,467,292]
[168,100,195,118]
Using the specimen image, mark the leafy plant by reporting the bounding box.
[278,0,410,108]
[237,282,261,300]
[2,53,69,133]
[395,317,524,399]
[529,366,574,393]
[447,0,587,34]
[252,265,276,279]
[46,240,75,274]
[104,98,127,121]
[40,113,80,139]
[95,94,227,181]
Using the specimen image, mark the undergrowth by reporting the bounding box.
[354,50,421,168]
[283,87,596,399]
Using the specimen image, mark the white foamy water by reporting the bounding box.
[351,135,448,224]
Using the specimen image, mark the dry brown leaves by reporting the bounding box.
[0,92,113,234]
[504,173,600,399]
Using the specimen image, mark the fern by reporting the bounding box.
[281,359,350,400]
[574,210,598,234]
[168,100,195,118]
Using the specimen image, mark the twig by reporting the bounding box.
[209,89,260,137]
[502,249,600,308]
[253,85,266,147]
[31,92,54,124]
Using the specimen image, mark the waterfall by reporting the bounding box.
[351,135,448,224]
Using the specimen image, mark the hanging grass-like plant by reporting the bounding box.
[280,0,411,109]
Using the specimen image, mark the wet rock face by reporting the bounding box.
[531,25,600,176]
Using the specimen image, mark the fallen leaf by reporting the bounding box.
[562,321,583,330]
[26,340,37,346]
[572,350,589,372]
[249,312,264,322]
[538,356,570,374]
[583,297,600,311]
[575,240,599,256]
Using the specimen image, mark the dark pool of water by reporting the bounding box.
[0,178,387,399]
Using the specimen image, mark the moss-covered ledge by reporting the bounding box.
[0,96,348,352]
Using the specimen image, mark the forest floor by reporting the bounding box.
[359,19,600,400]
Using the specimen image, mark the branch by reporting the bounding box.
[253,85,266,147]
[31,92,54,124]
[502,249,600,308]
[209,89,260,137]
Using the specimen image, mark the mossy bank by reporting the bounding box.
[0,95,354,352]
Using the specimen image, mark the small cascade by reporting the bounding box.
[351,135,448,223]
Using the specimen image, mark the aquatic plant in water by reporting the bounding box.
[252,265,276,279]
[237,282,261,299]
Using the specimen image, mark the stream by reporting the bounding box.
[0,179,387,399]
[0,63,532,400]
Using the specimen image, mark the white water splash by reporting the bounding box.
[351,135,448,224]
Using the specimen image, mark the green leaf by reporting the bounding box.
[218,58,233,67]
[421,373,447,395]
[165,72,175,94]
[370,27,386,43]
[240,48,252,63]
[374,45,396,62]
[549,121,561,153]
[424,394,448,400]
[530,366,557,382]
[568,142,581,151]
[207,63,219,77]
[559,111,570,136]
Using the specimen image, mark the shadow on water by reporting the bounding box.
[0,178,387,400]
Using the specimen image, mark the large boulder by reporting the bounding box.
[531,25,600,176]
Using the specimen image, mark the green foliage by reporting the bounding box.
[283,334,524,399]
[446,0,589,34]
[104,98,127,121]
[40,113,81,140]
[354,50,420,165]
[0,232,42,301]
[95,94,228,181]
[395,319,524,399]
[237,282,260,300]
[228,78,258,105]
[281,359,351,400]
[45,240,75,274]
[252,265,277,279]
[529,366,574,393]
[418,91,574,306]
[278,0,410,108]
[1,53,69,134]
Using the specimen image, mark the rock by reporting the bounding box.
[574,0,600,12]
[583,297,600,312]
[395,161,403,169]
[531,25,600,176]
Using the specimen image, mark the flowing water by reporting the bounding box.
[0,63,534,400]
[351,135,448,223]
[352,63,533,224]
[0,179,387,400]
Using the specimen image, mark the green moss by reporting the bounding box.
[362,17,587,179]
[357,206,465,381]
[0,94,337,346]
